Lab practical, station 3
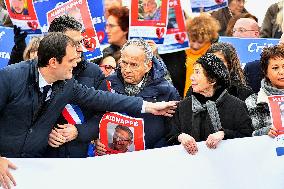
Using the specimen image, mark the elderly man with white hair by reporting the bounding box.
[95,38,180,155]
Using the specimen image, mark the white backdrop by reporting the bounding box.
[7,136,284,189]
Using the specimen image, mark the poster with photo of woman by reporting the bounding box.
[4,0,41,34]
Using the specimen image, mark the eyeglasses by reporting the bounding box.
[105,23,119,29]
[232,27,256,33]
[99,64,116,71]
[119,59,141,71]
[113,132,131,142]
[74,39,84,48]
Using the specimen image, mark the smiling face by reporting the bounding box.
[266,57,284,89]
[190,63,215,97]
[142,0,157,15]
[64,30,83,63]
[54,44,78,80]
[11,0,25,14]
[112,128,132,152]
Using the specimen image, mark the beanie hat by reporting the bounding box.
[196,53,230,88]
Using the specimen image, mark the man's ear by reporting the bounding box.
[48,57,57,68]
[145,61,153,72]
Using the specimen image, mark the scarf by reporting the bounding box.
[124,74,149,96]
[261,79,284,96]
[192,90,227,132]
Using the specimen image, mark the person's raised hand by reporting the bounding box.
[0,157,17,189]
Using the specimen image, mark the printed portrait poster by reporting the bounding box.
[46,0,102,60]
[268,96,284,135]
[191,0,228,12]
[4,0,41,34]
[0,26,14,69]
[34,0,107,46]
[219,37,279,66]
[99,112,145,155]
[129,0,169,44]
[158,0,189,54]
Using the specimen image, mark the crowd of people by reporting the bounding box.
[0,0,284,188]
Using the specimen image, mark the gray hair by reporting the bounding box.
[121,38,153,65]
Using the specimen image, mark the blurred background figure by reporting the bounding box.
[207,42,253,101]
[261,1,283,38]
[211,0,249,36]
[23,36,42,61]
[245,44,284,138]
[99,55,117,77]
[10,0,28,15]
[168,53,253,155]
[103,0,122,17]
[184,13,220,97]
[232,17,260,38]
[225,13,258,36]
[0,0,12,26]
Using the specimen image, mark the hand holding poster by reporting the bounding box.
[191,0,228,12]
[129,0,169,44]
[99,112,145,154]
[158,0,189,54]
[4,0,41,34]
[268,95,284,135]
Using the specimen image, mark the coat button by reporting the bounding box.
[29,128,33,133]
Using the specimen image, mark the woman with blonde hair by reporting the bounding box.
[23,36,42,60]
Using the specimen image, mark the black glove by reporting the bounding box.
[13,25,27,47]
[8,25,27,65]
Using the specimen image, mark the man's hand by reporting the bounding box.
[0,157,17,189]
[206,131,225,149]
[94,139,107,156]
[56,124,78,142]
[144,101,178,117]
[178,133,198,155]
[268,126,278,138]
[48,128,66,148]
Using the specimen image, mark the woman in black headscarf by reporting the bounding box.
[168,53,253,155]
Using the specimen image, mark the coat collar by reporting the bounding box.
[256,88,269,104]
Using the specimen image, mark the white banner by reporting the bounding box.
[9,136,284,189]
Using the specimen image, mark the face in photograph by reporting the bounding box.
[10,0,27,15]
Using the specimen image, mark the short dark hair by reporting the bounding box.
[48,15,82,33]
[260,44,284,78]
[37,32,76,67]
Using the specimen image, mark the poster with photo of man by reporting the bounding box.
[4,0,41,34]
[158,0,189,54]
[129,0,168,44]
[99,112,145,154]
[46,0,102,60]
